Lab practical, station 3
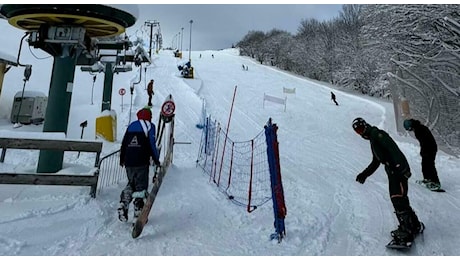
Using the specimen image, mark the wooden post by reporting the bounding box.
[401,97,411,119]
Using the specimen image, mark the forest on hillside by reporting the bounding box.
[237,4,460,155]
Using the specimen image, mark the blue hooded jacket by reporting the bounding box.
[120,109,160,167]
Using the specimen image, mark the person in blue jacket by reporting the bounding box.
[118,108,161,222]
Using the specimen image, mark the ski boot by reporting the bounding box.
[117,202,128,222]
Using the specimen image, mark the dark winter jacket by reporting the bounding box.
[120,119,160,167]
[411,120,437,156]
[360,126,410,178]
[147,81,154,95]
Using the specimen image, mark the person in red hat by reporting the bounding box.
[118,107,160,223]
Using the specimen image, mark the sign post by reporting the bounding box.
[119,88,126,112]
[161,95,176,123]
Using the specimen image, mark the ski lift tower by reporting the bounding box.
[80,36,151,112]
[0,4,138,173]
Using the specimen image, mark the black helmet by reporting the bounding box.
[352,117,368,135]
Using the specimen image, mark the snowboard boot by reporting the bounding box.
[393,210,422,243]
[390,227,413,247]
[120,185,133,205]
[426,182,441,191]
[133,198,145,220]
[132,190,148,224]
[407,210,423,236]
[420,179,430,184]
[117,202,129,222]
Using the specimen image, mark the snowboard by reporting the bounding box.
[131,165,165,238]
[415,180,445,192]
[386,240,412,249]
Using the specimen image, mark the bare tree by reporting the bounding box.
[362,4,460,153]
[235,4,460,153]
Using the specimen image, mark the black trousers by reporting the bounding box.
[388,173,412,212]
[421,151,440,184]
[148,94,153,106]
[387,170,421,237]
[120,165,149,205]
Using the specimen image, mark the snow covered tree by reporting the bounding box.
[236,4,460,153]
[236,30,266,61]
[261,29,293,68]
[295,18,326,80]
[361,4,460,153]
[333,5,384,94]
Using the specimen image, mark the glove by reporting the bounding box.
[356,172,368,184]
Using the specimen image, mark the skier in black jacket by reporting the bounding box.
[118,108,161,222]
[352,117,423,246]
[404,119,441,190]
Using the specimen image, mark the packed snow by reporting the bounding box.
[0,40,459,255]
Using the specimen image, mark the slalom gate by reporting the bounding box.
[263,93,287,112]
[282,87,296,95]
[196,117,287,242]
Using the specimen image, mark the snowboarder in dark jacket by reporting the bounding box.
[118,108,161,222]
[403,118,441,189]
[352,117,422,245]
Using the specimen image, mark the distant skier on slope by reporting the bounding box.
[118,108,161,223]
[331,91,338,106]
[352,117,423,248]
[147,79,154,107]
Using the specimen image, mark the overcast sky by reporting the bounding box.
[1,3,343,51]
[122,4,344,51]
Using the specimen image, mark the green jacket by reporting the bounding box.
[361,126,410,177]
